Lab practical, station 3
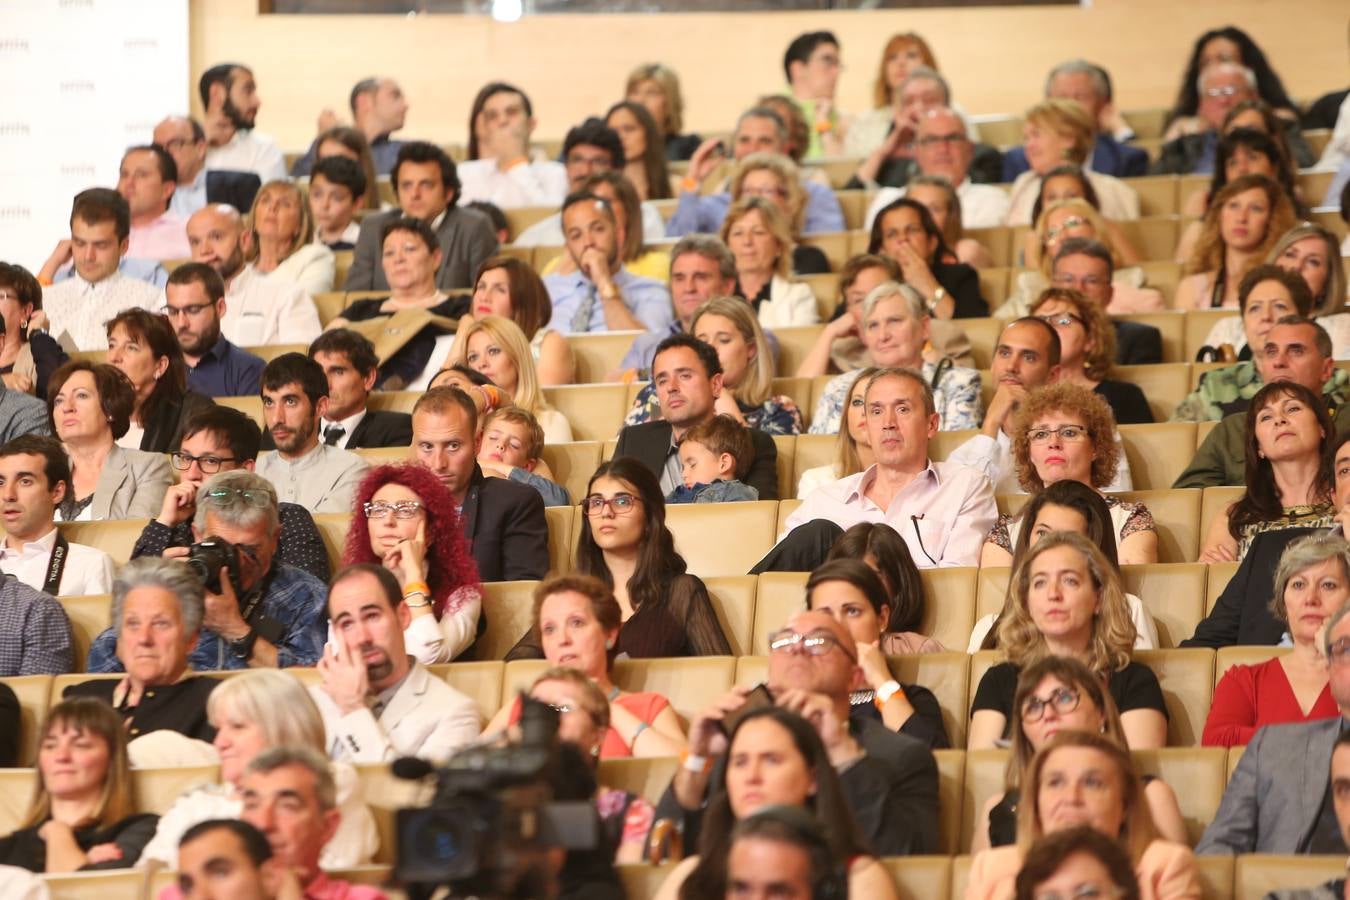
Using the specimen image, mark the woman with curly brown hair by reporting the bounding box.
[980,382,1155,567]
[343,464,482,663]
[1030,288,1151,424]
[968,532,1169,752]
[1174,173,1297,310]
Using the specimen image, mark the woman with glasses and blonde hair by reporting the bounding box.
[343,464,482,663]
[720,196,819,327]
[972,656,1188,853]
[487,574,689,759]
[454,315,571,444]
[1030,288,1152,424]
[625,62,701,161]
[968,531,1168,751]
[248,180,335,295]
[0,698,156,872]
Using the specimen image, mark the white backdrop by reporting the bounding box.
[0,0,189,272]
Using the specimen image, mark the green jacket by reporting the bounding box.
[1174,400,1350,488]
[1172,364,1350,423]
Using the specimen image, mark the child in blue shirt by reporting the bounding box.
[666,414,759,504]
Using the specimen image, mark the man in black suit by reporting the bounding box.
[613,333,778,500]
[1051,238,1162,365]
[343,141,498,291]
[408,387,548,582]
[307,329,410,450]
[153,115,261,216]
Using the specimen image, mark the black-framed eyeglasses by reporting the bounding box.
[1028,425,1088,444]
[363,500,424,519]
[1020,686,1081,722]
[915,133,967,147]
[767,628,857,662]
[203,487,273,508]
[171,452,238,474]
[583,493,640,516]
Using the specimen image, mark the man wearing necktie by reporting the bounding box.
[309,329,412,451]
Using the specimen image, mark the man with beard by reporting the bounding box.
[255,354,368,514]
[185,204,321,347]
[165,263,265,398]
[308,564,479,763]
[199,63,287,183]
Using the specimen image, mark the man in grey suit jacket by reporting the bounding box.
[1197,602,1350,855]
[342,141,498,292]
[309,565,479,762]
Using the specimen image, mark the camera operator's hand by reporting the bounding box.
[203,566,250,642]
[317,632,371,715]
[162,546,191,561]
[774,689,863,768]
[156,482,199,527]
[673,684,750,811]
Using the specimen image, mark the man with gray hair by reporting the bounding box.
[291,76,409,177]
[1002,61,1149,180]
[88,470,328,671]
[666,106,844,237]
[1153,61,1284,175]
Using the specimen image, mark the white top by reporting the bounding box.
[757,275,820,328]
[967,591,1158,653]
[117,422,146,451]
[1004,169,1141,226]
[222,264,322,348]
[513,202,668,247]
[136,763,378,870]
[308,661,480,764]
[1318,92,1350,170]
[457,157,569,210]
[945,430,1133,495]
[320,409,367,450]
[265,243,336,296]
[255,443,370,513]
[406,332,458,392]
[865,179,1011,231]
[204,129,288,183]
[0,528,113,597]
[403,586,483,664]
[44,271,163,352]
[796,463,841,500]
[535,407,573,444]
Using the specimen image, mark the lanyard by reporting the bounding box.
[43,533,69,596]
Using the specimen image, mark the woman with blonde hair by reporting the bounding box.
[1174,173,1296,310]
[455,315,572,443]
[967,730,1199,900]
[968,531,1169,750]
[456,255,573,385]
[0,698,155,872]
[1031,288,1152,424]
[720,196,818,327]
[1269,222,1350,356]
[248,179,335,295]
[730,153,829,275]
[1005,100,1141,226]
[796,367,877,498]
[625,62,701,161]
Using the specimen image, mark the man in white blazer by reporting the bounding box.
[309,564,479,764]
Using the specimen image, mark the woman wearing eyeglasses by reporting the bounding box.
[972,656,1188,854]
[981,383,1156,567]
[1030,288,1152,425]
[1201,533,1345,747]
[343,464,482,664]
[104,310,214,454]
[508,458,731,660]
[47,360,171,521]
[485,574,687,760]
[968,730,1199,900]
[968,531,1168,752]
[1199,381,1336,564]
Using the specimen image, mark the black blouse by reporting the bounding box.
[849,681,950,749]
[971,660,1168,741]
[933,261,988,319]
[0,813,159,872]
[1094,379,1154,425]
[0,682,17,767]
[62,676,218,743]
[792,245,831,275]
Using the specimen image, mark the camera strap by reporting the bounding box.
[43,533,70,596]
[237,568,285,645]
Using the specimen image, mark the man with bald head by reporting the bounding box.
[185,204,321,348]
[153,116,261,218]
[862,107,1010,230]
[199,62,287,183]
[292,76,409,177]
[656,606,938,857]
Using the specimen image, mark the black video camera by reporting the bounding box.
[393,695,602,899]
[185,537,240,594]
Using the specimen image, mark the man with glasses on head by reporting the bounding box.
[90,469,328,671]
[165,262,265,398]
[1198,590,1350,856]
[133,406,330,581]
[655,607,938,857]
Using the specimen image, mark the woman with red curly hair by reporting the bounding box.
[343,464,481,663]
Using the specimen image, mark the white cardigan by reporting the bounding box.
[756,275,820,328]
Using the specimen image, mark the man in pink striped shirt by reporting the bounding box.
[119,145,191,263]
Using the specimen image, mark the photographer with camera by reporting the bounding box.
[133,405,330,582]
[89,470,328,671]
[310,564,479,763]
[656,609,938,859]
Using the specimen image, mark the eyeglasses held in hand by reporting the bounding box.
[767,628,856,662]
[1020,686,1081,722]
[171,452,238,474]
[1028,425,1088,444]
[203,487,272,508]
[583,493,640,516]
[363,500,424,519]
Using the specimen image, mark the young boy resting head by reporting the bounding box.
[668,414,759,504]
[477,406,570,507]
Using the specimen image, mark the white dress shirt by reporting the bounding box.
[0,528,114,597]
[309,660,480,764]
[783,460,997,567]
[457,158,569,210]
[44,271,164,351]
[255,442,370,513]
[222,264,322,348]
[319,409,367,450]
[945,429,1132,495]
[865,178,1012,231]
[204,129,287,183]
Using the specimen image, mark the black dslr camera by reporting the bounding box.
[393,695,601,899]
[185,537,240,594]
